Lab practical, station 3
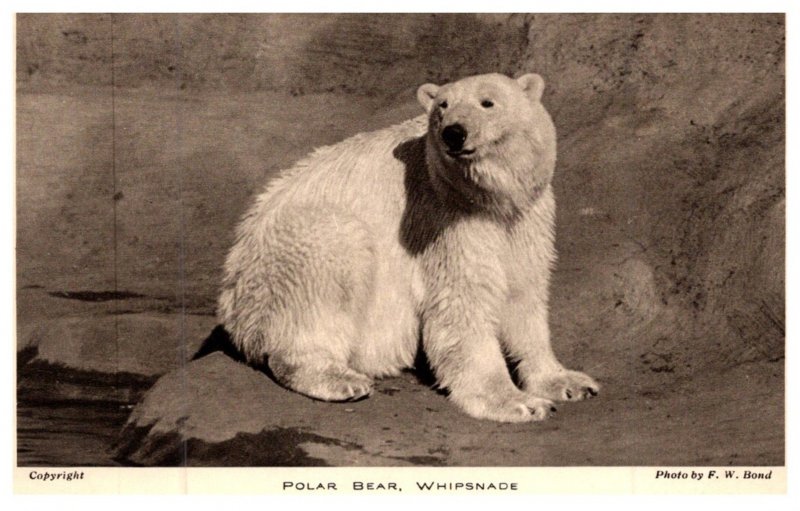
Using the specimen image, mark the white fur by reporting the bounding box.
[218,73,599,421]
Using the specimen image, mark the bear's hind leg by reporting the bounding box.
[267,308,374,402]
[220,205,377,402]
[269,355,374,402]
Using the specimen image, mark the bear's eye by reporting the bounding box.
[439,101,448,109]
[481,99,494,108]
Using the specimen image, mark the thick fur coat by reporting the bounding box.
[218,73,598,422]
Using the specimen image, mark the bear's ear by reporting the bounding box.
[417,83,440,112]
[517,73,545,102]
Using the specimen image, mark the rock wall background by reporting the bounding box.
[16,13,784,466]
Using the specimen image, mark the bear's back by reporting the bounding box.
[255,116,428,221]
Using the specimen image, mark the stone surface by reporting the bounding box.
[115,351,783,466]
[25,312,217,377]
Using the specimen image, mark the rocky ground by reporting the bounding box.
[16,13,784,466]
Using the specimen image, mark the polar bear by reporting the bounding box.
[218,73,599,422]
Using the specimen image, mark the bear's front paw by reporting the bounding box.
[458,393,557,423]
[526,370,599,402]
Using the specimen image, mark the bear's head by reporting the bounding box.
[417,73,556,219]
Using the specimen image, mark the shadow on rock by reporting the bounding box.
[192,325,247,364]
[114,424,352,467]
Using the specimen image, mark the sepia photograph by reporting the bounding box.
[15,11,785,478]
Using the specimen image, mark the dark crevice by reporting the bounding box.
[48,290,148,302]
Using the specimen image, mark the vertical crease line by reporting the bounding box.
[110,14,120,400]
[173,16,190,480]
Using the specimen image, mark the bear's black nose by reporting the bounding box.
[441,124,467,152]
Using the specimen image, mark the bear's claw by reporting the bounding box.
[526,370,600,402]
